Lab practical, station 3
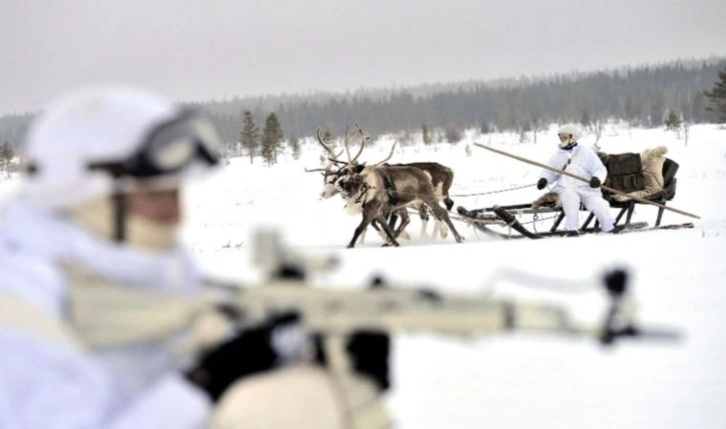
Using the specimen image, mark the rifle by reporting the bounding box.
[202,230,681,429]
[208,230,679,345]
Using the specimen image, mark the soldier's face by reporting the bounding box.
[558,134,571,147]
[125,188,181,224]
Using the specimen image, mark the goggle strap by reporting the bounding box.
[112,190,126,242]
[88,161,129,178]
[196,143,220,166]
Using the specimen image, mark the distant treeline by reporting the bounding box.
[1,57,724,147]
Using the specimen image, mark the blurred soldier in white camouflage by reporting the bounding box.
[0,85,390,429]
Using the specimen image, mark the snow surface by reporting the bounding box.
[3,124,725,428]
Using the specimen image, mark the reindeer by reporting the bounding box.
[382,161,455,239]
[336,150,464,248]
[306,126,411,243]
[307,125,456,241]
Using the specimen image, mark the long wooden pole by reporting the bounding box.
[473,143,700,220]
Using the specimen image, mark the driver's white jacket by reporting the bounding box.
[541,144,607,191]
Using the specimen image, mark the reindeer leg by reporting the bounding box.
[441,192,454,238]
[368,219,387,241]
[425,206,446,240]
[437,218,449,239]
[425,198,464,243]
[418,204,430,239]
[397,208,411,240]
[388,211,399,232]
[444,196,454,211]
[348,219,373,248]
[375,217,395,245]
[393,208,411,241]
[384,210,410,240]
[360,222,379,245]
[379,211,394,240]
[377,214,400,247]
[348,202,382,248]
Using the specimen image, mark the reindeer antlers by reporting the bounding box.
[350,123,369,165]
[343,125,354,164]
[318,124,370,167]
[373,140,398,167]
[341,122,372,167]
[342,123,371,166]
[316,128,346,165]
[304,166,330,173]
[314,123,378,168]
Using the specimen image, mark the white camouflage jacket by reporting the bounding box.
[541,144,608,192]
[0,199,211,429]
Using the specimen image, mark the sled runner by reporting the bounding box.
[458,146,696,239]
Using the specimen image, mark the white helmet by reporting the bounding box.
[557,124,582,147]
[21,85,222,209]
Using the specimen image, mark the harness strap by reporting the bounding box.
[353,182,371,205]
[381,173,399,205]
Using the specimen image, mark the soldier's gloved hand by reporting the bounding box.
[185,312,309,402]
[346,330,391,391]
[314,330,391,392]
[589,177,602,188]
[536,178,548,190]
[315,331,391,391]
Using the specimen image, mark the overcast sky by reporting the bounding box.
[1,0,724,115]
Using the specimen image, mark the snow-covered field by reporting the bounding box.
[2,124,725,428]
[185,124,725,429]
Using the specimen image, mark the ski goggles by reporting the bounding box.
[89,108,223,179]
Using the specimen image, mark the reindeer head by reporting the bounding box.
[306,124,370,199]
[335,170,368,199]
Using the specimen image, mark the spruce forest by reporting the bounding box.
[1,58,724,152]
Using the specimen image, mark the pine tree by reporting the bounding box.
[624,95,641,126]
[648,93,666,127]
[691,92,708,123]
[529,112,540,144]
[288,134,301,160]
[444,124,462,144]
[664,109,682,132]
[422,123,432,145]
[479,121,491,135]
[580,110,592,128]
[261,113,284,166]
[0,141,14,178]
[704,68,726,123]
[592,120,604,146]
[240,111,259,164]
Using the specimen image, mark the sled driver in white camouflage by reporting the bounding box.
[536,124,615,235]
